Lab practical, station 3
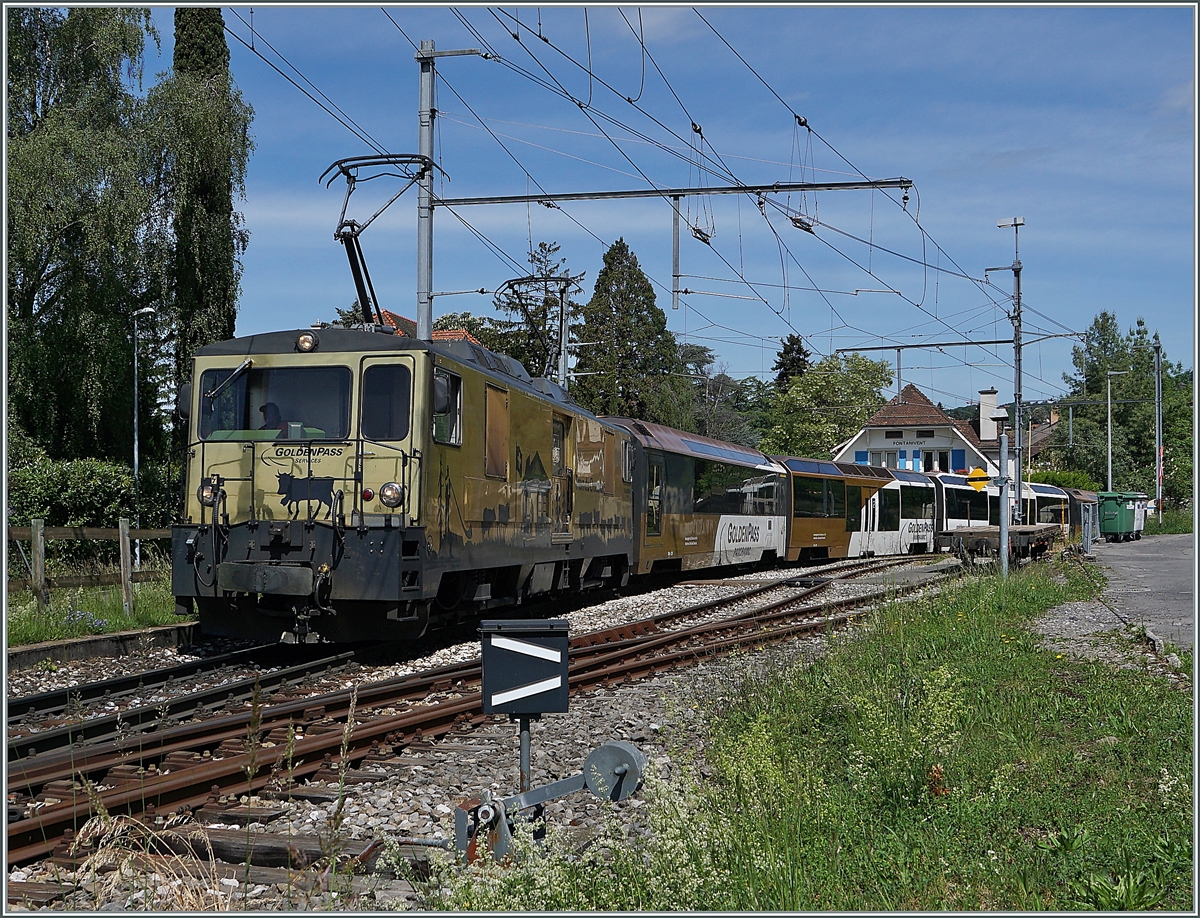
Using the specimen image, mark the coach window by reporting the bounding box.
[968,489,988,523]
[793,477,824,517]
[484,385,509,479]
[845,485,862,531]
[432,368,462,445]
[879,488,901,531]
[900,485,934,521]
[362,364,411,440]
[825,479,845,518]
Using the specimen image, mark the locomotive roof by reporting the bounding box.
[194,327,595,414]
[605,417,779,471]
[195,327,421,356]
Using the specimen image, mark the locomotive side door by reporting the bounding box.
[358,355,419,522]
[551,414,573,541]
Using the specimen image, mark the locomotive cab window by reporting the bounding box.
[432,368,462,445]
[199,366,350,440]
[361,364,412,440]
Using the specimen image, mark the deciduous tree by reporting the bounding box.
[1053,312,1192,505]
[6,8,168,461]
[759,354,893,458]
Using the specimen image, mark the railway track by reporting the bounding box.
[7,555,954,867]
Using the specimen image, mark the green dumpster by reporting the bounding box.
[1098,491,1143,542]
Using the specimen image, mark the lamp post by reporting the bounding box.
[1106,369,1130,492]
[132,306,156,569]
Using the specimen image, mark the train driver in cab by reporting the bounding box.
[259,401,285,436]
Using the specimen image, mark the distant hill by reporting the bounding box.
[941,404,979,421]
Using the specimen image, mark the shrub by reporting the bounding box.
[1027,469,1101,491]
[6,457,178,573]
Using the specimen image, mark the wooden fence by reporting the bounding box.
[7,519,171,614]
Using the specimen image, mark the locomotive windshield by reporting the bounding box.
[198,366,352,440]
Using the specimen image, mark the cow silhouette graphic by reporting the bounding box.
[276,472,335,519]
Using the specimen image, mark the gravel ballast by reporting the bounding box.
[6,557,1188,911]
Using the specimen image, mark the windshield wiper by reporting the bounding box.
[204,358,253,403]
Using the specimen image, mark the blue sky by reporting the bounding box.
[146,4,1195,409]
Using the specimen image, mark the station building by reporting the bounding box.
[832,384,1002,476]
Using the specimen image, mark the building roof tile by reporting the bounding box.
[864,384,952,427]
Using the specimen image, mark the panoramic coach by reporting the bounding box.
[607,418,788,575]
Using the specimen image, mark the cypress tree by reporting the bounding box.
[172,7,243,390]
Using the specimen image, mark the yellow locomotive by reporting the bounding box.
[172,326,634,642]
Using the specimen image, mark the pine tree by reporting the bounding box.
[491,241,583,375]
[772,333,812,390]
[572,239,684,422]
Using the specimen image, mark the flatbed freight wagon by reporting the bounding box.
[934,523,1059,562]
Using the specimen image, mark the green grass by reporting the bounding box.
[1143,508,1193,535]
[407,562,1193,911]
[6,575,181,646]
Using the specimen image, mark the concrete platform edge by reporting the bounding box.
[6,622,201,672]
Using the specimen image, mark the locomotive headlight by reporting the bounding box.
[296,331,319,352]
[379,482,404,508]
[197,481,219,506]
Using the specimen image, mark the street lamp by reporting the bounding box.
[132,306,156,569]
[1106,369,1130,492]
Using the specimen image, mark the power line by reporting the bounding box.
[223,21,386,155]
